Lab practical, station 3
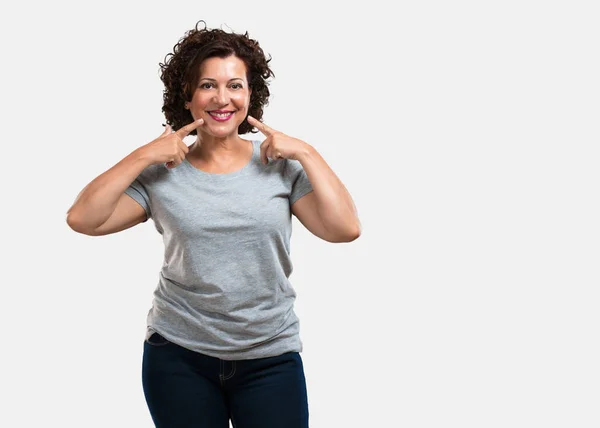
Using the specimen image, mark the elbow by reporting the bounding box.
[66,212,80,232]
[66,212,97,236]
[66,214,86,234]
[346,225,362,242]
[347,220,363,242]
[328,224,362,243]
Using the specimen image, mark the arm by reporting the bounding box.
[245,115,361,243]
[66,148,153,236]
[66,119,204,236]
[292,145,361,243]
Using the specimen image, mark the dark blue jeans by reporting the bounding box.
[142,332,309,428]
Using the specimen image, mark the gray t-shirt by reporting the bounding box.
[124,140,313,360]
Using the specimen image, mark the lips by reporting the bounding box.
[207,110,235,122]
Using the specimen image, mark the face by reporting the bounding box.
[186,55,252,138]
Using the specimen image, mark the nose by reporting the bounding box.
[213,87,228,106]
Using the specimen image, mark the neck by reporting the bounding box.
[189,133,245,161]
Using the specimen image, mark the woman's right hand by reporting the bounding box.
[140,118,204,168]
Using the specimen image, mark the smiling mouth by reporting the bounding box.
[208,111,235,119]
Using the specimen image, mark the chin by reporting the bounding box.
[202,130,234,139]
[207,123,243,137]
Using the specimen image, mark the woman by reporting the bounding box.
[67,21,361,428]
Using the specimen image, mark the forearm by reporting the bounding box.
[297,145,361,238]
[66,148,152,229]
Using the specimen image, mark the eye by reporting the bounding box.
[230,83,243,89]
[199,82,214,89]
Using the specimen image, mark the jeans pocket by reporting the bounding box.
[145,332,171,347]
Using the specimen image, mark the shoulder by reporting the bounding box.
[138,163,167,183]
[282,158,307,180]
[283,157,303,171]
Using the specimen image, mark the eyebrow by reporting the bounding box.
[198,78,245,82]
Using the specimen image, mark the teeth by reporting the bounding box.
[210,112,233,118]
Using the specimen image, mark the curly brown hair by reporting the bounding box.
[159,21,274,136]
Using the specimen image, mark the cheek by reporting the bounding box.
[191,95,210,108]
[232,93,250,108]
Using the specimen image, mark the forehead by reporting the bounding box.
[198,55,247,80]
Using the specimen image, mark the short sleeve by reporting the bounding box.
[124,166,155,220]
[285,159,313,205]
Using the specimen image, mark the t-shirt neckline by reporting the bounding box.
[182,140,257,179]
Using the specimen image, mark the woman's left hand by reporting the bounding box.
[247,116,311,164]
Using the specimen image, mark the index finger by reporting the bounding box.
[247,115,276,136]
[175,118,204,138]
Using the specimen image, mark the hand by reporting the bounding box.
[140,118,204,168]
[247,116,310,165]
